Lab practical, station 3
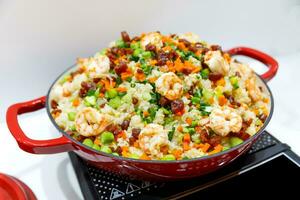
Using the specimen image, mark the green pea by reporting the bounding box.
[105,89,118,99]
[191,121,198,128]
[112,152,119,156]
[141,51,152,59]
[162,154,176,161]
[133,49,143,57]
[83,138,94,148]
[92,144,101,151]
[67,112,76,121]
[100,131,115,144]
[100,145,112,154]
[230,76,239,89]
[115,39,126,48]
[229,137,244,147]
[108,96,121,109]
[202,89,214,103]
[130,42,141,50]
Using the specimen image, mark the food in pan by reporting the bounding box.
[49,32,270,160]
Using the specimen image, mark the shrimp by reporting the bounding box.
[204,51,229,75]
[209,106,242,136]
[86,55,110,78]
[138,124,169,157]
[179,32,201,43]
[246,76,262,102]
[141,32,163,50]
[155,72,183,100]
[75,107,111,137]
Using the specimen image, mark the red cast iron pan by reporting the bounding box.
[6,47,278,181]
[0,173,37,200]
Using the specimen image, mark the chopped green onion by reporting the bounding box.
[229,137,243,147]
[130,42,140,50]
[168,127,175,141]
[133,49,143,57]
[191,121,198,128]
[115,39,126,48]
[141,64,153,75]
[108,96,121,109]
[161,107,171,115]
[100,131,115,144]
[84,96,97,107]
[191,96,201,105]
[67,112,76,121]
[83,138,94,148]
[200,68,209,79]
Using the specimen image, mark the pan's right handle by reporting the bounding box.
[226,47,278,82]
[6,96,75,154]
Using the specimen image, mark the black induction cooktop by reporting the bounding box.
[69,131,300,200]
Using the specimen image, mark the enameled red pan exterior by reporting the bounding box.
[6,47,278,180]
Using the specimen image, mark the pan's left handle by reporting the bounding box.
[6,96,75,154]
[226,47,278,82]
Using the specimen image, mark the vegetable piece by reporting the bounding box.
[230,76,239,89]
[183,133,191,143]
[83,138,94,147]
[141,51,152,59]
[108,96,121,109]
[115,39,126,48]
[100,131,115,144]
[200,69,209,79]
[130,42,140,50]
[92,144,101,151]
[72,99,80,107]
[162,154,176,161]
[84,96,97,107]
[191,134,201,144]
[129,154,140,159]
[133,49,143,57]
[229,137,243,147]
[168,127,175,141]
[112,152,119,156]
[105,88,118,99]
[202,89,214,103]
[191,96,201,105]
[67,112,76,121]
[100,145,112,154]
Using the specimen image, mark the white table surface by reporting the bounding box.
[1,53,300,200]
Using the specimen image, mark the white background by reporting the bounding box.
[0,0,300,199]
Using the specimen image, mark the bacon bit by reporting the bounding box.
[140,153,151,160]
[148,76,158,83]
[216,78,225,86]
[143,110,149,117]
[218,95,227,106]
[120,69,133,81]
[183,133,191,143]
[94,138,101,145]
[177,125,183,132]
[160,145,169,154]
[72,99,80,107]
[116,87,127,93]
[201,143,211,153]
[186,117,193,126]
[208,144,223,155]
[183,142,190,151]
[223,53,231,63]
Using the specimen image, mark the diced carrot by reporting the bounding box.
[117,131,127,139]
[72,99,80,107]
[195,126,202,133]
[201,143,211,153]
[209,97,214,104]
[148,77,158,83]
[143,110,149,117]
[135,71,146,81]
[162,45,173,52]
[223,53,231,63]
[184,93,191,99]
[101,79,115,90]
[63,90,71,97]
[218,95,227,106]
[140,153,151,160]
[208,144,223,155]
[183,133,191,143]
[183,142,190,151]
[216,78,225,86]
[192,67,201,73]
[121,146,129,152]
[94,138,101,145]
[177,125,183,132]
[178,42,187,51]
[150,60,157,66]
[99,93,105,98]
[172,149,183,159]
[186,117,193,126]
[263,98,269,103]
[134,141,139,148]
[121,69,133,81]
[116,87,127,92]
